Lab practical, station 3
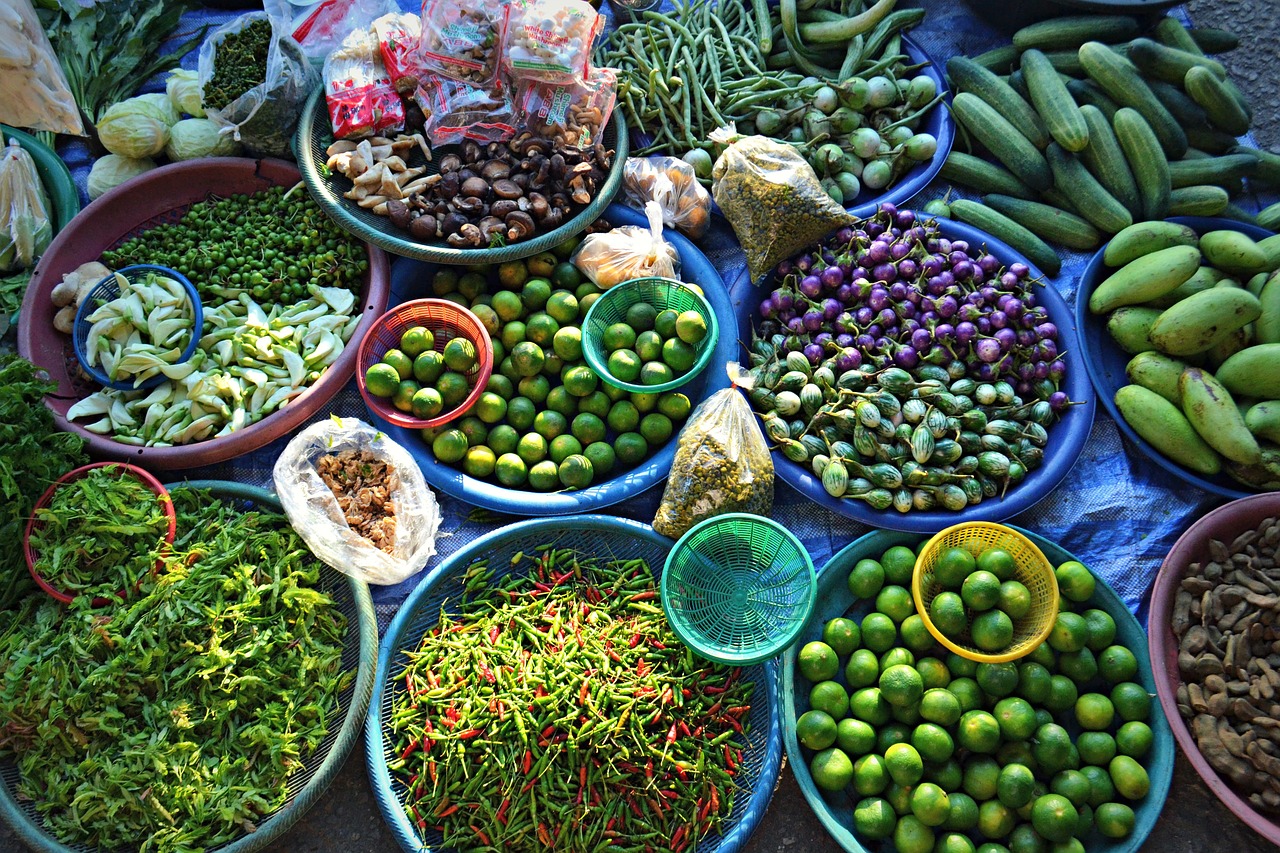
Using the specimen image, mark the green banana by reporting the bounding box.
[1114,384,1221,475]
[1180,367,1262,464]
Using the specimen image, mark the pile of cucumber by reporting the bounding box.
[929,14,1278,274]
[1087,220,1280,489]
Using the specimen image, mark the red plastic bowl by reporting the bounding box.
[357,299,494,429]
[24,462,177,607]
[17,157,391,470]
[1149,492,1280,845]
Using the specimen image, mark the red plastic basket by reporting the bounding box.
[357,299,494,429]
[23,462,177,607]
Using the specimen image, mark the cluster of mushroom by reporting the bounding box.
[326,133,435,214]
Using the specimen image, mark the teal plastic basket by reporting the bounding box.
[582,276,719,394]
[662,513,817,665]
[780,528,1174,853]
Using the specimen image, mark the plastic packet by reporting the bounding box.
[418,0,505,87]
[0,138,51,272]
[0,0,84,136]
[709,126,855,283]
[571,200,679,289]
[513,66,616,148]
[414,75,516,147]
[653,364,774,539]
[273,417,442,586]
[198,12,319,158]
[372,12,425,92]
[264,0,397,61]
[324,25,405,140]
[622,156,712,241]
[501,0,602,84]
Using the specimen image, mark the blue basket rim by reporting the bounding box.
[749,212,1097,532]
[1075,215,1275,501]
[581,275,719,394]
[72,263,203,392]
[365,514,785,853]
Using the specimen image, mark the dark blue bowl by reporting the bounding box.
[736,213,1096,533]
[365,202,737,516]
[1075,215,1276,500]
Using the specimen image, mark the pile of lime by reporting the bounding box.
[365,325,478,421]
[793,541,1156,853]
[597,298,708,387]
[418,242,696,491]
[926,545,1043,655]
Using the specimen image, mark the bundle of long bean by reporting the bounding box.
[387,547,754,853]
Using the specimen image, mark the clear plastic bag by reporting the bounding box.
[324,26,404,140]
[513,66,616,148]
[0,138,52,273]
[709,126,855,283]
[570,200,679,290]
[622,156,712,241]
[198,12,319,158]
[265,0,397,61]
[501,0,602,85]
[418,0,505,88]
[653,364,774,539]
[0,0,84,136]
[414,75,516,147]
[273,417,442,586]
[373,12,425,92]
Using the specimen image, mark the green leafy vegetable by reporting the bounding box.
[202,18,272,111]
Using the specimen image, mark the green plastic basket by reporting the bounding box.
[662,513,817,665]
[581,276,719,394]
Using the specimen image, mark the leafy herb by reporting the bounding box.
[28,464,169,596]
[0,354,87,608]
[34,0,204,128]
[0,269,31,334]
[202,18,271,111]
[0,488,349,852]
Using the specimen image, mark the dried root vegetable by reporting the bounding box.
[316,449,398,553]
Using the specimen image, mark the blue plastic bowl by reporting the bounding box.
[365,202,737,516]
[780,527,1174,853]
[366,515,784,853]
[72,263,202,392]
[1076,216,1275,501]
[737,214,1097,533]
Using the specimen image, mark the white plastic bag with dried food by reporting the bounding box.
[652,364,774,539]
[0,138,51,272]
[274,416,442,585]
[622,156,711,241]
[570,200,679,289]
[324,26,404,140]
[0,0,84,136]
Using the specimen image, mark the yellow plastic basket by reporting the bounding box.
[912,521,1059,663]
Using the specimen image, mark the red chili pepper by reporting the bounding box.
[628,796,644,819]
[399,740,419,760]
[711,784,720,811]
[439,716,457,729]
[556,569,575,585]
[606,817,615,832]
[579,764,588,787]
[495,798,510,825]
[727,705,751,716]
[457,728,483,739]
[692,726,704,738]
[675,765,690,782]
[681,688,692,698]
[666,723,678,744]
[704,685,725,695]
[608,649,623,662]
[724,744,736,771]
[698,798,711,822]
[427,760,437,784]
[537,822,553,846]
[472,825,490,846]
[659,789,678,800]
[671,826,686,849]
[630,590,658,601]
[649,708,662,726]
[480,662,496,684]
[645,758,654,779]
[541,725,555,738]
[488,624,500,644]
[678,720,691,738]
[652,639,666,649]
[445,707,460,721]
[629,632,642,649]
[523,749,532,774]
[436,803,460,818]
[404,672,416,697]
[660,686,674,704]
[579,681,590,705]
[637,659,650,677]
[522,778,537,793]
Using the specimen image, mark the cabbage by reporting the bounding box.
[134,93,182,127]
[96,101,171,158]
[88,155,157,200]
[166,69,206,118]
[164,119,240,161]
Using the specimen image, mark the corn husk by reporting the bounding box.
[0,138,52,272]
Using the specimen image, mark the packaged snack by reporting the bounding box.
[571,200,679,289]
[418,0,505,87]
[501,0,602,84]
[372,13,425,92]
[324,26,405,140]
[266,0,396,60]
[622,156,712,240]
[513,66,616,147]
[414,75,516,147]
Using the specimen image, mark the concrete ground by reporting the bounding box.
[2,0,1278,851]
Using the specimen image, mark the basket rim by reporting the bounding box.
[23,462,176,607]
[364,514,785,853]
[661,513,817,666]
[581,275,719,395]
[0,480,379,853]
[356,298,495,429]
[911,520,1060,664]
[72,264,203,392]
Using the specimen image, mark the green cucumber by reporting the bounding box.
[1013,15,1141,51]
[971,44,1020,74]
[1040,186,1084,217]
[1185,126,1240,155]
[1258,202,1280,233]
[1152,16,1204,56]
[1078,104,1143,219]
[1166,152,1259,189]
[1220,203,1260,227]
[1232,147,1280,190]
[951,92,1053,191]
[1006,70,1030,101]
[939,152,1037,200]
[1128,37,1227,83]
[1184,66,1251,136]
[948,199,1062,276]
[1066,79,1120,121]
[982,193,1103,251]
[947,56,1051,150]
[1078,41,1188,159]
[1113,108,1171,221]
[1045,142,1133,234]
[1168,185,1230,217]
[1147,79,1211,131]
[1187,27,1240,54]
[1021,49,1090,153]
[1041,50,1086,76]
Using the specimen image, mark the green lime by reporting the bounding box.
[1028,641,1057,669]
[559,365,597,398]
[551,261,582,289]
[947,653,978,679]
[1050,769,1092,809]
[935,546,977,588]
[1058,648,1098,685]
[810,680,850,720]
[516,374,550,405]
[654,308,679,338]
[876,585,916,624]
[630,390,659,413]
[849,558,887,599]
[1082,609,1117,652]
[365,362,401,398]
[1007,824,1048,853]
[799,641,840,682]
[392,379,421,412]
[997,741,1038,775]
[976,548,1017,581]
[920,688,962,727]
[495,261,527,290]
[882,546,917,585]
[567,412,603,445]
[1055,561,1095,603]
[929,592,968,637]
[1115,721,1153,759]
[880,647,917,673]
[412,350,446,385]
[472,303,500,336]
[1044,675,1079,714]
[472,391,506,423]
[604,400,639,433]
[614,432,649,466]
[936,832,977,853]
[551,326,583,363]
[525,312,560,348]
[657,391,692,421]
[501,397,533,432]
[516,432,548,466]
[1017,662,1053,704]
[810,747,854,792]
[892,702,923,726]
[533,410,568,441]
[576,442,613,478]
[486,373,513,398]
[443,338,478,372]
[549,434,584,466]
[849,687,891,725]
[457,416,488,447]
[1048,612,1089,653]
[998,581,1032,619]
[606,349,642,383]
[929,757,964,793]
[1095,802,1135,839]
[463,445,496,478]
[895,815,936,853]
[557,454,594,489]
[916,657,951,690]
[527,459,559,491]
[977,799,1017,840]
[971,610,1014,653]
[499,355,519,384]
[493,453,528,487]
[500,320,527,351]
[399,326,434,358]
[837,717,877,756]
[511,341,546,377]
[431,268,459,295]
[962,570,1002,612]
[877,722,912,754]
[949,678,982,714]
[625,301,658,332]
[640,361,674,386]
[431,429,468,463]
[488,425,519,456]
[853,754,890,796]
[661,337,697,373]
[1110,682,1151,723]
[578,390,611,419]
[993,696,1037,741]
[1081,765,1115,808]
[823,617,861,656]
[1075,693,1115,731]
[796,709,838,751]
[410,387,445,419]
[962,755,1000,801]
[943,793,979,831]
[1032,724,1075,776]
[458,271,488,300]
[854,796,897,839]
[957,710,1001,754]
[1030,794,1078,844]
[635,330,663,362]
[546,290,579,324]
[381,348,413,380]
[1077,732,1117,767]
[676,309,708,344]
[996,763,1036,809]
[521,278,551,312]
[639,412,673,445]
[1098,646,1139,684]
[602,323,637,352]
[862,612,898,653]
[885,742,925,786]
[437,372,471,409]
[881,665,924,708]
[911,782,951,827]
[545,386,578,418]
[913,723,955,764]
[845,650,881,689]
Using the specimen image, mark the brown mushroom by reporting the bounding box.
[568,175,591,205]
[408,215,440,241]
[528,193,551,222]
[479,216,506,240]
[454,196,486,215]
[505,211,536,241]
[439,172,461,198]
[461,176,490,199]
[492,179,523,200]
[441,211,469,237]
[549,153,566,179]
[461,141,483,164]
[447,223,484,247]
[481,160,511,180]
[491,199,519,218]
[438,153,463,173]
[386,199,413,230]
